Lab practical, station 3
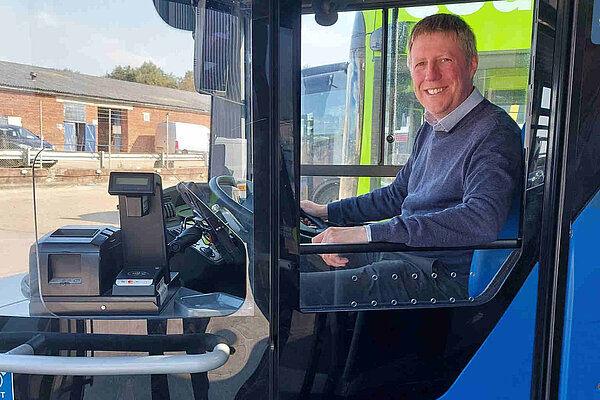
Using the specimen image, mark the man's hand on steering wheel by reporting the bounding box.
[300,200,330,228]
[312,226,369,267]
[300,200,327,219]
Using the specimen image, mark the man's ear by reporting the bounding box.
[469,53,479,79]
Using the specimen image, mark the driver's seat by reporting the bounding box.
[467,192,520,298]
[467,123,527,298]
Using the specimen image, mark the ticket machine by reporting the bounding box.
[29,172,245,317]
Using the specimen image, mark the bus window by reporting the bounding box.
[301,2,533,203]
[380,5,532,173]
[301,11,371,203]
[299,1,533,312]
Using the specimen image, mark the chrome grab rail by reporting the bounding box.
[0,342,229,375]
[0,332,230,376]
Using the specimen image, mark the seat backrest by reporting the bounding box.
[468,124,525,298]
[467,192,520,297]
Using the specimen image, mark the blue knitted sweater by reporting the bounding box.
[327,99,522,247]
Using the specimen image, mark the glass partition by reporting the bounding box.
[300,1,533,311]
[0,171,34,316]
[0,0,254,319]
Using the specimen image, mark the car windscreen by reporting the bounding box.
[18,128,38,140]
[1,128,18,137]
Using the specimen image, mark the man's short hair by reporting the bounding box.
[407,13,477,66]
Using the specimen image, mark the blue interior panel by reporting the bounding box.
[439,264,538,399]
[559,191,600,399]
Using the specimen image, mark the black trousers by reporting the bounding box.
[300,251,470,309]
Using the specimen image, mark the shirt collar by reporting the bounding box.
[424,87,484,132]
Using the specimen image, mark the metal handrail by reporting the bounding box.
[0,343,230,375]
[300,239,521,254]
[0,332,230,375]
[0,149,207,168]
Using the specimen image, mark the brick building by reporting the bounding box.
[0,60,210,152]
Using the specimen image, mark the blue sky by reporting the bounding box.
[301,12,355,68]
[0,0,194,77]
[0,1,533,77]
[0,1,354,77]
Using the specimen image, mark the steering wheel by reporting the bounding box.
[209,175,331,238]
[209,175,254,230]
[300,209,329,230]
[176,182,245,264]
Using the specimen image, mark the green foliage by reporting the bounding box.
[134,62,178,88]
[178,70,195,92]
[105,62,195,91]
[106,65,137,82]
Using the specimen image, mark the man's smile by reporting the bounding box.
[426,87,446,95]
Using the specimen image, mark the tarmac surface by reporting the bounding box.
[0,183,119,278]
[0,172,193,277]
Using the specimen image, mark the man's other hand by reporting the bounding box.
[312,226,368,267]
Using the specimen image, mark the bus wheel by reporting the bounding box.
[312,181,340,204]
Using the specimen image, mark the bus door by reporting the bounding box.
[531,0,600,397]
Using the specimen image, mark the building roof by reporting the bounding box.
[0,60,210,113]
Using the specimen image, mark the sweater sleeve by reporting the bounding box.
[327,155,413,225]
[368,120,522,246]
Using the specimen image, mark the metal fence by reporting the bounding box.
[0,149,207,169]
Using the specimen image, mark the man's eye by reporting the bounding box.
[415,62,425,68]
[441,58,452,62]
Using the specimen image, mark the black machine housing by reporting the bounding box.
[28,172,247,317]
[32,226,122,297]
[29,172,175,315]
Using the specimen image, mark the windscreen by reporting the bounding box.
[0,0,254,320]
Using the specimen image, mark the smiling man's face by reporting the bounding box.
[409,32,478,121]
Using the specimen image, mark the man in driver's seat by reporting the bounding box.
[300,13,522,307]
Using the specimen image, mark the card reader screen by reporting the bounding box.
[108,172,155,195]
[115,177,150,186]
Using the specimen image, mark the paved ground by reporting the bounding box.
[0,172,197,277]
[0,184,119,278]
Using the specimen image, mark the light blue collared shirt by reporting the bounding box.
[363,86,484,242]
[424,87,484,132]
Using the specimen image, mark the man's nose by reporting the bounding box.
[425,62,441,80]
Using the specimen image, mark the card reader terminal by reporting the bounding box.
[30,172,176,315]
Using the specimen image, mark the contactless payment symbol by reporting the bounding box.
[0,372,14,400]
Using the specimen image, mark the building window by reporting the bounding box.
[98,108,126,152]
[64,102,88,151]
[143,112,150,122]
[64,102,86,122]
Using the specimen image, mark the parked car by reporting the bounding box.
[0,124,56,167]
